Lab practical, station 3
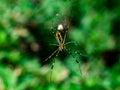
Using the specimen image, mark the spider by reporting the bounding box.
[44,15,84,81]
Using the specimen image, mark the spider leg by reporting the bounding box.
[51,24,56,35]
[65,41,76,45]
[49,44,59,46]
[44,48,59,62]
[66,49,82,76]
[63,30,67,43]
[65,42,87,57]
[50,13,60,35]
[50,50,60,82]
[75,51,88,57]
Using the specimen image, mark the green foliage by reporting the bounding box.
[0,0,120,90]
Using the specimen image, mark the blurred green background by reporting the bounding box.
[0,0,120,90]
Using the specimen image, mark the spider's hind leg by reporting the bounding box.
[49,50,60,82]
[66,49,82,76]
